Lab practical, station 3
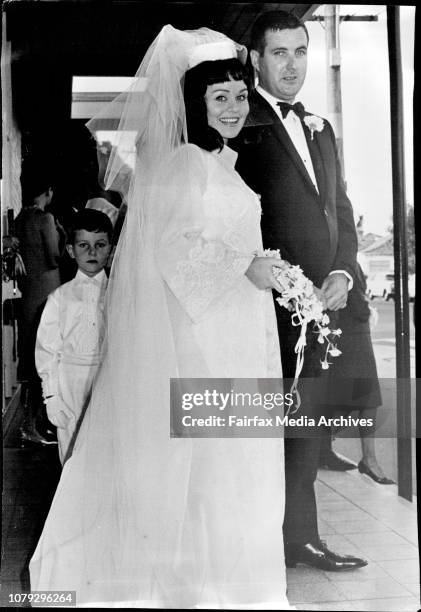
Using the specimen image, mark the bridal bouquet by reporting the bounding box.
[265,249,342,412]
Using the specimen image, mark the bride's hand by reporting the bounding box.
[245,257,285,291]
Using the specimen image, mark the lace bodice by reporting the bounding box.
[157,144,281,378]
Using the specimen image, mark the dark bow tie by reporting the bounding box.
[276,101,305,120]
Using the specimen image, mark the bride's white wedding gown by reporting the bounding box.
[30,144,291,609]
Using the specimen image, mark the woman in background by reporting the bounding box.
[16,169,63,444]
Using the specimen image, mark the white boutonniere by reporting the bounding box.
[303,115,325,140]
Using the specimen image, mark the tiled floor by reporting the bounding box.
[1,438,61,607]
[289,470,420,611]
[1,423,419,610]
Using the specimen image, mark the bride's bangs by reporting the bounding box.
[203,58,251,90]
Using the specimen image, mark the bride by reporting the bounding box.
[30,25,291,609]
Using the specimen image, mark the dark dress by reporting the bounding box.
[15,207,61,381]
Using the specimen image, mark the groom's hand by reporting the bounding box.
[245,257,286,292]
[313,286,328,310]
[321,273,349,311]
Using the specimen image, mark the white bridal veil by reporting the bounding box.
[85,26,248,604]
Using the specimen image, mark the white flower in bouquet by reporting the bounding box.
[265,249,342,413]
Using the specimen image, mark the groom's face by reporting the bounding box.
[251,27,308,102]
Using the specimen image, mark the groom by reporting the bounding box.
[235,10,367,571]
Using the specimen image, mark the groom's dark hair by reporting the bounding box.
[184,58,251,152]
[251,10,309,55]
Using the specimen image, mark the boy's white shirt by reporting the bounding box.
[35,269,108,398]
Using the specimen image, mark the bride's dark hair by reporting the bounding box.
[183,58,251,152]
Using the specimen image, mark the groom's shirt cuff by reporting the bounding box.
[329,269,354,290]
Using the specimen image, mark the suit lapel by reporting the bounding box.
[248,93,320,198]
[303,121,327,202]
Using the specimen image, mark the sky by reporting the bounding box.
[73,5,415,237]
[300,5,415,235]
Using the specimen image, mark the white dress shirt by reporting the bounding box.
[36,269,108,397]
[256,85,319,192]
[255,85,353,290]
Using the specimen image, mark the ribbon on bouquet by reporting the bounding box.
[287,306,308,415]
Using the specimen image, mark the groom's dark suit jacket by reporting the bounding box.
[234,91,360,546]
[235,91,358,289]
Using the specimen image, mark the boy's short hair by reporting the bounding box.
[69,209,113,244]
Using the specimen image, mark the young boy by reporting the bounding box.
[35,209,113,463]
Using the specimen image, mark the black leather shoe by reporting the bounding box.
[319,539,368,566]
[358,460,395,484]
[20,427,58,446]
[285,541,368,572]
[38,427,58,443]
[319,450,357,471]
